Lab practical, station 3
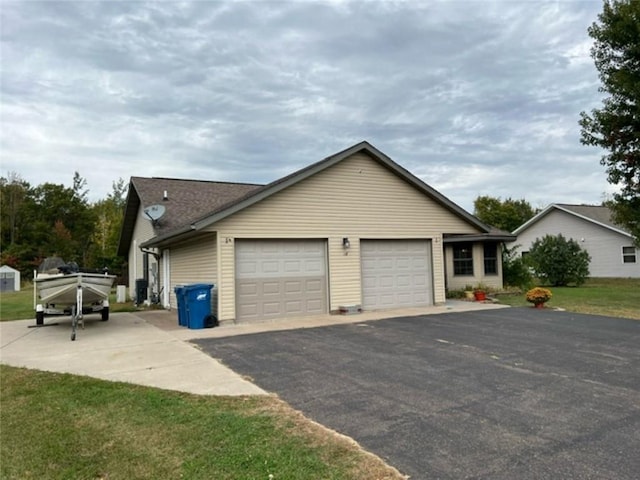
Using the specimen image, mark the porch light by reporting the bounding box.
[343,237,351,249]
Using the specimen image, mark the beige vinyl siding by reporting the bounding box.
[328,237,362,308]
[217,235,236,321]
[445,243,504,291]
[128,209,156,299]
[212,153,480,321]
[169,234,217,310]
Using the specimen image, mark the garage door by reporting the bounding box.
[361,240,433,310]
[236,240,327,322]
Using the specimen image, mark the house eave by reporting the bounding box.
[135,141,491,248]
[443,233,517,243]
[140,225,197,249]
[190,141,490,234]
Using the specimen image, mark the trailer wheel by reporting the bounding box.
[36,311,44,326]
[101,307,109,321]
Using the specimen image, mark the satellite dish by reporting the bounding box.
[143,204,166,223]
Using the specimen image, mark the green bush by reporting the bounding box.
[446,288,467,299]
[502,244,533,289]
[527,234,591,286]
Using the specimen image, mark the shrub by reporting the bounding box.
[446,288,467,299]
[502,244,533,289]
[527,234,591,286]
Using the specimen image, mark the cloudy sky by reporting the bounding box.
[1,0,614,212]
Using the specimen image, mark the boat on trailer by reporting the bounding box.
[34,258,116,341]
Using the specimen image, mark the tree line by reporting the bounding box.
[0,167,621,290]
[1,172,127,280]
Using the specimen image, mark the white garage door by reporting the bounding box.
[236,240,327,322]
[361,240,433,310]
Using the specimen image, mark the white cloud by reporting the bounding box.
[1,0,610,212]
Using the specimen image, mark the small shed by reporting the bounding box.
[0,265,21,292]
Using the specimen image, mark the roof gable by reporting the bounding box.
[513,203,632,238]
[141,141,490,248]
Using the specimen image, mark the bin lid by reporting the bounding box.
[184,283,214,290]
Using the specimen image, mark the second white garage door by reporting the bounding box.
[361,240,433,310]
[235,240,327,322]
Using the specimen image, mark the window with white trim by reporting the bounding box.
[453,243,474,275]
[622,246,637,264]
[484,243,498,275]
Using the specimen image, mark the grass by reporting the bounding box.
[495,277,640,320]
[0,283,140,322]
[0,366,403,480]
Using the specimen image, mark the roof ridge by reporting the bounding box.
[132,176,264,187]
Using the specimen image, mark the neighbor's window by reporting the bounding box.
[484,243,498,275]
[622,246,637,264]
[453,244,474,275]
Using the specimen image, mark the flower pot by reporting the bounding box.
[474,291,486,301]
[465,291,475,300]
[534,302,544,309]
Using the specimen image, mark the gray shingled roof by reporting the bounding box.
[117,177,262,256]
[556,204,621,230]
[513,203,631,237]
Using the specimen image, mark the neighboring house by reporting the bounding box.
[117,141,514,324]
[511,203,640,278]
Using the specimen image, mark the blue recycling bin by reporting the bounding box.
[183,283,214,329]
[174,285,188,326]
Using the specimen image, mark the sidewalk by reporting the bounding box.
[0,301,508,396]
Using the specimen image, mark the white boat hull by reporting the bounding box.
[36,273,116,307]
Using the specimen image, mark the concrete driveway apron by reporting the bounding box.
[0,312,265,396]
[193,308,640,480]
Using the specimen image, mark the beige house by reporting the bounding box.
[118,141,514,324]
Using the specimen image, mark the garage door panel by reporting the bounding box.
[304,259,324,274]
[236,240,327,322]
[263,302,281,315]
[306,299,323,311]
[285,300,302,313]
[283,260,302,273]
[361,240,433,310]
[379,294,395,306]
[396,258,411,269]
[362,276,376,288]
[378,275,394,288]
[263,281,281,295]
[305,278,323,292]
[285,280,303,294]
[238,282,258,295]
[418,274,429,285]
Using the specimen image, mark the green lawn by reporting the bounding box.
[0,366,402,480]
[495,277,640,320]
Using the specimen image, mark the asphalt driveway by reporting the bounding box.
[193,308,640,479]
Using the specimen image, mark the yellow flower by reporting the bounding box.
[526,287,552,304]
